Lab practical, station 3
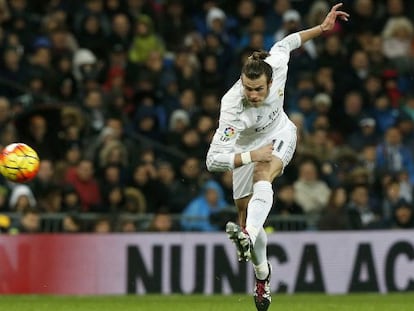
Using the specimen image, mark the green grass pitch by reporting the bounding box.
[1,293,414,311]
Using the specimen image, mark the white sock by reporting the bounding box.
[254,261,270,281]
[252,227,267,266]
[245,181,273,245]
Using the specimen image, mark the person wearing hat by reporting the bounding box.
[274,9,318,59]
[129,14,165,64]
[206,4,349,311]
[347,116,380,151]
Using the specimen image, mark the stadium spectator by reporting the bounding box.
[77,13,109,60]
[267,181,305,231]
[347,184,381,230]
[318,186,351,230]
[275,9,317,59]
[37,185,63,213]
[381,17,413,62]
[313,66,335,100]
[347,117,380,152]
[203,6,237,50]
[8,184,37,212]
[123,186,146,214]
[128,161,169,213]
[0,0,10,25]
[166,109,190,147]
[101,184,125,213]
[181,179,229,232]
[333,90,366,142]
[29,159,58,199]
[128,14,165,64]
[92,216,113,233]
[61,185,82,213]
[365,36,392,76]
[106,12,133,56]
[380,177,405,224]
[62,214,82,233]
[171,47,200,93]
[312,92,332,119]
[341,49,371,95]
[348,0,382,34]
[371,94,398,134]
[159,0,193,52]
[168,156,202,214]
[293,158,331,215]
[358,144,378,184]
[65,158,102,212]
[375,126,414,184]
[274,180,303,214]
[317,33,346,71]
[20,114,61,161]
[98,140,129,170]
[387,199,414,229]
[9,207,41,234]
[264,0,291,35]
[395,113,414,155]
[302,128,335,163]
[0,47,25,99]
[147,207,178,232]
[238,15,274,53]
[119,218,137,233]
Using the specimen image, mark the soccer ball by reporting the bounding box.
[0,143,40,183]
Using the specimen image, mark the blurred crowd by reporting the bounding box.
[0,0,414,234]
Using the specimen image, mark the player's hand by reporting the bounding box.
[251,143,274,162]
[320,3,349,32]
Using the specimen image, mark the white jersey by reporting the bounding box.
[206,33,301,172]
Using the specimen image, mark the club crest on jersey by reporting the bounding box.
[278,88,284,97]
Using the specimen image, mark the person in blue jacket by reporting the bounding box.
[181,179,229,232]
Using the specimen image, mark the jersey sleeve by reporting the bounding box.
[206,109,241,172]
[265,33,302,68]
[206,82,246,172]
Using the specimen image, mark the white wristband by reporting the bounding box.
[241,152,252,165]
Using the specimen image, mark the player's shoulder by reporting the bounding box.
[221,80,243,113]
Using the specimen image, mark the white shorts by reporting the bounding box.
[232,125,297,200]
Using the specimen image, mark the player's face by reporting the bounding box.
[241,73,271,107]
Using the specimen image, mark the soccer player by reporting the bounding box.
[206,4,349,311]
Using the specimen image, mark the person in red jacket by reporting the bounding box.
[65,158,102,212]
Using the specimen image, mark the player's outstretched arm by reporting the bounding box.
[299,3,349,44]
